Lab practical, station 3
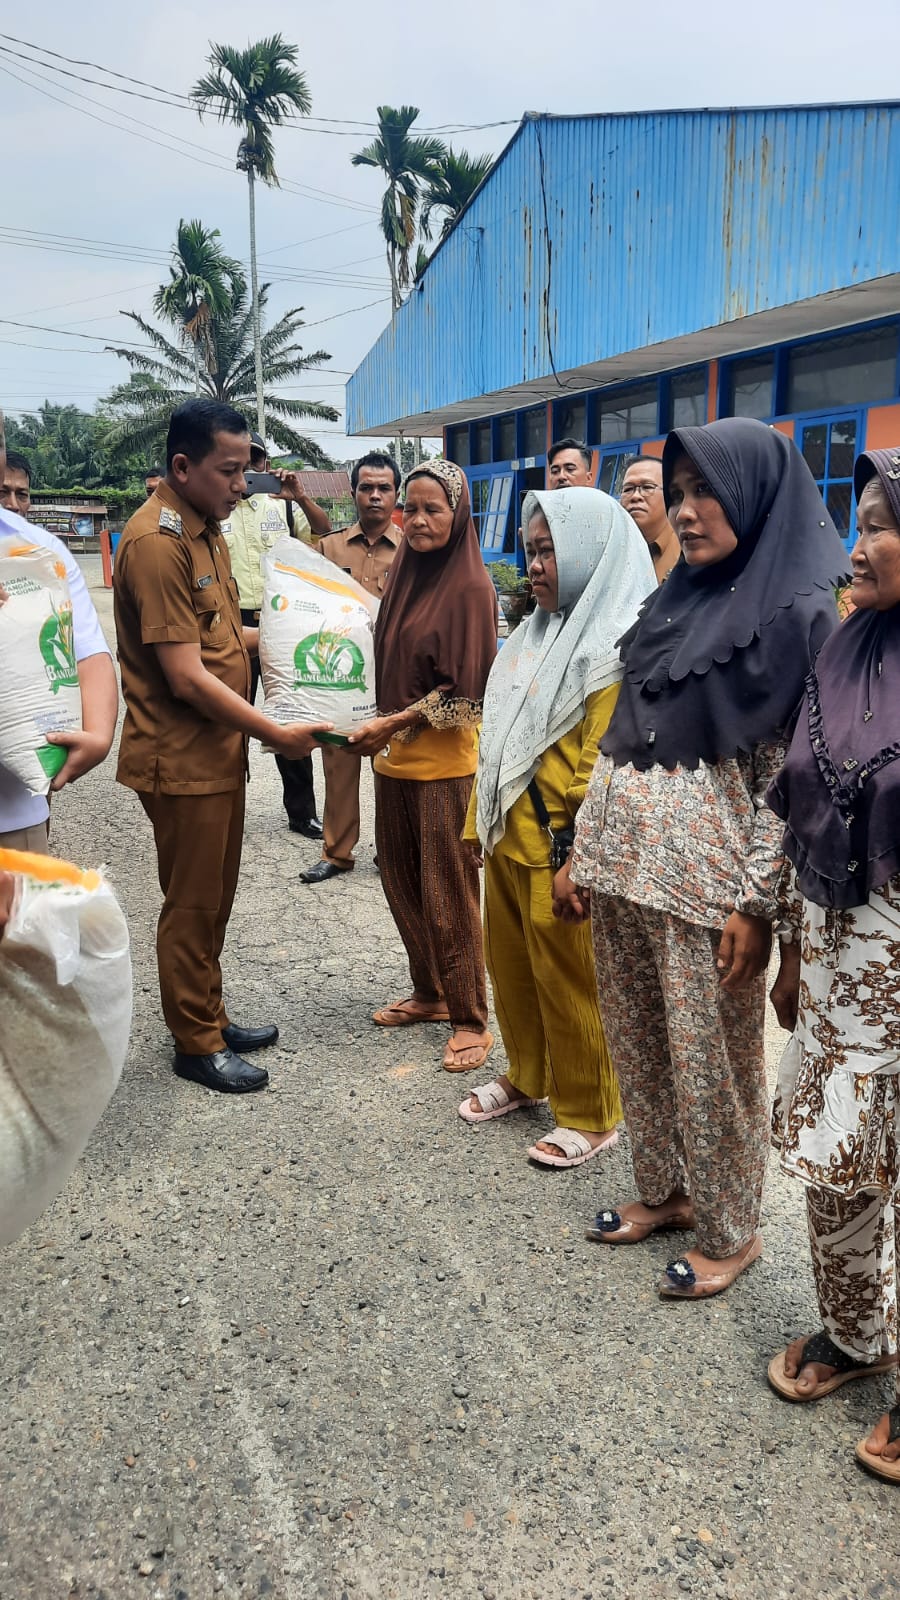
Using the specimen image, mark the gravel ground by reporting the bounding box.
[0,559,894,1600]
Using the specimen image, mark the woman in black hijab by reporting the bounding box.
[557,418,848,1299]
[766,447,900,1483]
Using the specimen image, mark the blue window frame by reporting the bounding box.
[598,446,636,497]
[467,468,516,559]
[796,411,861,549]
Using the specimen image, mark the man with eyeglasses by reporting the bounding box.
[619,456,679,582]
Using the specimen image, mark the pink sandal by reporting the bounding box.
[459,1080,547,1124]
[527,1127,619,1169]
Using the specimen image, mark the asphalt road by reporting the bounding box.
[0,560,894,1600]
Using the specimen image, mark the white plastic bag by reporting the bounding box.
[0,534,82,795]
[0,849,132,1246]
[259,536,378,743]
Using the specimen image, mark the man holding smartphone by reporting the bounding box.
[220,432,331,838]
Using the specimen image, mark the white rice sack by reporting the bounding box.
[0,849,132,1247]
[0,534,82,795]
[259,536,378,743]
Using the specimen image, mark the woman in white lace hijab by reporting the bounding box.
[460,486,655,1166]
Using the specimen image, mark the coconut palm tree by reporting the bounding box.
[351,107,446,310]
[153,220,245,396]
[103,279,339,467]
[192,36,312,437]
[420,149,494,244]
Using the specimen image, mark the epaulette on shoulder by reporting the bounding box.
[159,507,183,537]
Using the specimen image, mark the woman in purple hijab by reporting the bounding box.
[767,447,900,1484]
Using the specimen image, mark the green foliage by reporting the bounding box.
[103,278,339,466]
[351,107,446,309]
[153,221,245,384]
[420,149,494,243]
[5,405,147,496]
[192,36,311,186]
[486,561,529,594]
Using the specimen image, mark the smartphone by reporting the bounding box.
[242,470,283,498]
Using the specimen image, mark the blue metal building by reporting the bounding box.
[347,103,900,559]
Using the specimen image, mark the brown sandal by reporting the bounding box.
[768,1332,897,1401]
[856,1405,900,1482]
[442,1031,494,1073]
[373,998,450,1028]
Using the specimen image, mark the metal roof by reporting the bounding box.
[347,102,900,437]
[292,471,351,498]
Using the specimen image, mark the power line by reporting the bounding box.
[0,317,153,347]
[0,228,386,293]
[256,220,374,256]
[300,299,390,328]
[1,40,192,108]
[0,60,235,177]
[0,57,378,214]
[3,35,519,135]
[2,33,195,100]
[10,283,161,320]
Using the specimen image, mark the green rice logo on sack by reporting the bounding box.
[39,601,78,693]
[293,627,366,692]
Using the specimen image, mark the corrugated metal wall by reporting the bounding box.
[347,104,900,433]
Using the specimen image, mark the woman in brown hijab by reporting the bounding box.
[348,462,498,1070]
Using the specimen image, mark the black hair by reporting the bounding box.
[621,453,662,474]
[5,449,31,483]
[165,399,249,471]
[351,450,401,493]
[145,464,163,479]
[547,437,592,469]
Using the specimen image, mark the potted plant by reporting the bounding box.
[486,561,532,627]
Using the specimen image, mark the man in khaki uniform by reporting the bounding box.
[220,433,331,838]
[300,451,402,885]
[114,399,330,1094]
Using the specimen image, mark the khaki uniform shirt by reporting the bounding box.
[316,521,402,599]
[220,496,311,611]
[114,482,250,795]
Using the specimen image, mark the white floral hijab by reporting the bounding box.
[475,487,655,852]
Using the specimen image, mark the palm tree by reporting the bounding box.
[153,220,244,396]
[420,149,494,244]
[10,403,103,487]
[103,279,339,467]
[192,36,312,437]
[351,107,446,310]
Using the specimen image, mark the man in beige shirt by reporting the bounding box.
[300,452,402,885]
[619,455,680,582]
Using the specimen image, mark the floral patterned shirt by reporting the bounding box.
[570,743,787,929]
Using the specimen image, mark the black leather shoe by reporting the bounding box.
[289,816,324,839]
[300,859,350,884]
[173,1048,269,1093]
[222,1022,279,1053]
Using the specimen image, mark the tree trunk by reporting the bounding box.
[388,244,401,313]
[192,339,201,397]
[247,167,266,438]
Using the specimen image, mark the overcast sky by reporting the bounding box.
[2,0,899,462]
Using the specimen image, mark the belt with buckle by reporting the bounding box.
[241,607,261,624]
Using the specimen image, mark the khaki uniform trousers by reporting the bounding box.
[321,742,364,869]
[0,823,50,854]
[139,785,245,1055]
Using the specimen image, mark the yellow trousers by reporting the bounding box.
[483,853,622,1133]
